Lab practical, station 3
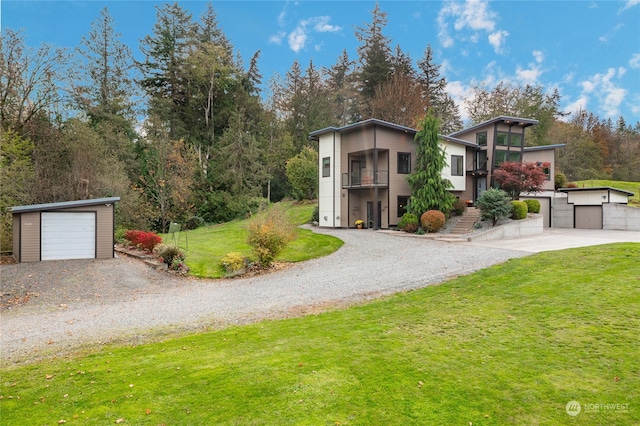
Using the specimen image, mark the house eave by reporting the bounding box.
[9,197,121,214]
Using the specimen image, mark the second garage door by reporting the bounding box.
[574,205,603,229]
[41,212,96,260]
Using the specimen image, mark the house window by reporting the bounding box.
[477,132,487,146]
[537,162,551,180]
[494,150,508,167]
[510,133,522,147]
[322,157,330,177]
[451,155,464,176]
[496,131,508,146]
[398,196,409,218]
[398,152,411,174]
[508,151,521,162]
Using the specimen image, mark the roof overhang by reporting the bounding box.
[309,118,417,141]
[558,187,634,197]
[9,197,121,214]
[523,143,566,152]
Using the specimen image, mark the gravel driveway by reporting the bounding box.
[0,227,528,365]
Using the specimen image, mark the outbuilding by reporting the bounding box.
[10,197,120,262]
[558,187,634,229]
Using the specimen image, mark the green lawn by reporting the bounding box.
[574,179,640,205]
[2,243,639,425]
[170,201,343,278]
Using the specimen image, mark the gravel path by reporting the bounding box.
[0,227,529,365]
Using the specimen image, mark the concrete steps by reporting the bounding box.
[448,207,481,235]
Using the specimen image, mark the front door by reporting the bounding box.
[367,201,381,229]
[476,177,487,201]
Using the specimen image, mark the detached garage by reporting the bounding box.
[559,187,633,229]
[10,197,120,263]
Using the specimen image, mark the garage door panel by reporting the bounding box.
[575,206,602,229]
[41,212,96,260]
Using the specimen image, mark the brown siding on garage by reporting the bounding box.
[59,204,114,259]
[575,205,603,229]
[19,211,41,262]
[12,214,20,262]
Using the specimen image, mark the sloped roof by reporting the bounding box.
[448,116,539,138]
[558,187,634,196]
[308,118,417,140]
[10,197,121,213]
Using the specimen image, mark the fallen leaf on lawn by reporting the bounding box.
[614,376,620,382]
[46,374,54,380]
[63,394,68,398]
[129,384,134,388]
[58,420,66,424]
[145,408,151,415]
[47,340,54,345]
[418,381,424,388]
[115,418,124,424]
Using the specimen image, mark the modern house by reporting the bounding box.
[310,116,564,229]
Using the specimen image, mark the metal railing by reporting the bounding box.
[342,170,388,188]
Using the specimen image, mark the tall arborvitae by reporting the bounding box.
[355,3,393,117]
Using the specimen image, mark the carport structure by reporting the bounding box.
[10,197,120,262]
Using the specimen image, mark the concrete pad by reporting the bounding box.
[465,228,640,253]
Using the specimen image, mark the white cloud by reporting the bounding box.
[273,15,341,53]
[269,31,286,45]
[563,95,590,118]
[533,50,544,64]
[629,53,640,69]
[288,26,307,53]
[488,30,508,54]
[620,0,640,12]
[577,68,628,118]
[438,0,508,54]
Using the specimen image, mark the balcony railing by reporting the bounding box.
[342,170,388,188]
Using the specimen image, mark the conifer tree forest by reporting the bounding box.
[1,3,639,249]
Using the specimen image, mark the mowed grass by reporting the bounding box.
[2,243,639,425]
[574,179,640,205]
[172,201,343,278]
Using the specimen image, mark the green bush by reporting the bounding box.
[153,244,186,269]
[220,252,247,276]
[554,172,567,190]
[420,210,446,233]
[511,200,528,220]
[184,216,204,230]
[451,199,467,216]
[523,199,541,213]
[476,188,512,226]
[397,212,419,233]
[246,204,296,266]
[115,226,128,244]
[311,205,319,223]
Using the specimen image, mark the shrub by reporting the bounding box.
[451,199,467,216]
[523,199,541,213]
[415,227,426,235]
[476,188,512,226]
[420,210,446,233]
[220,252,247,276]
[565,182,578,188]
[154,244,186,268]
[124,230,162,252]
[184,216,204,230]
[511,200,528,220]
[115,226,128,244]
[397,212,419,233]
[311,205,319,224]
[554,172,567,190]
[246,204,296,267]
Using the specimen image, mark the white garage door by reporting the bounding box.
[41,212,96,260]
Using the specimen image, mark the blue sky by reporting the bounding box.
[3,0,640,124]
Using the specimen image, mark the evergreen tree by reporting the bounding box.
[407,111,455,214]
[355,3,392,115]
[324,49,357,126]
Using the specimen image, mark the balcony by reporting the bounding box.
[342,170,389,188]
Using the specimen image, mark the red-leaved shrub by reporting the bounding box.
[420,210,446,233]
[124,230,162,252]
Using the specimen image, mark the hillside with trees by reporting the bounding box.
[2,3,639,251]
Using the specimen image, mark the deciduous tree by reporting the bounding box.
[492,161,548,200]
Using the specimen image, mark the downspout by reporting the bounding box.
[373,125,379,230]
[333,131,336,227]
